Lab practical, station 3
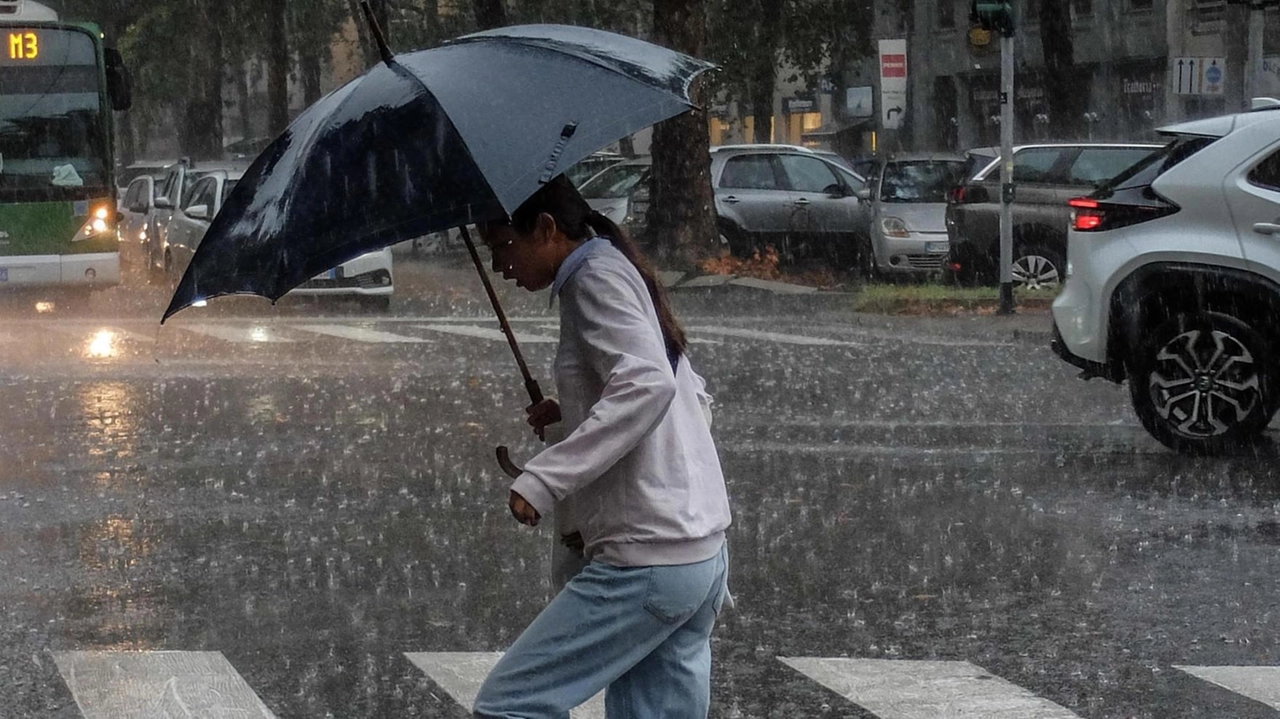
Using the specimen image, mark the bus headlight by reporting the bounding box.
[72,202,117,242]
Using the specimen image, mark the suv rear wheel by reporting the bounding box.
[1128,311,1274,454]
[1011,244,1064,290]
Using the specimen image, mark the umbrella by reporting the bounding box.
[162,19,712,321]
[163,7,714,476]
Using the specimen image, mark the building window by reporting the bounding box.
[787,112,823,146]
[708,117,729,146]
[937,0,955,29]
[1129,0,1153,10]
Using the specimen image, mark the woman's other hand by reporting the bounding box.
[525,398,562,441]
[509,490,541,527]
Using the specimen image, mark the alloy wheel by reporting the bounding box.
[1011,254,1061,290]
[1149,328,1263,439]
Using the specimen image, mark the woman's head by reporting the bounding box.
[479,176,594,291]
[481,173,688,360]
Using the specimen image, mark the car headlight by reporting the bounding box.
[880,217,910,238]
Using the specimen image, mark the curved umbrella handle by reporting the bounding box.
[496,446,523,479]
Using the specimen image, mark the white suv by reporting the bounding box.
[1052,102,1280,454]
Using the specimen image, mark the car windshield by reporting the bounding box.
[879,160,969,203]
[0,28,109,201]
[580,163,648,199]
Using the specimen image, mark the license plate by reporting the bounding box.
[0,268,7,282]
[926,241,948,254]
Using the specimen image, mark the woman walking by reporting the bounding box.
[473,175,732,719]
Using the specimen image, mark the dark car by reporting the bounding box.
[946,143,1161,288]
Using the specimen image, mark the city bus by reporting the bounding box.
[0,0,131,294]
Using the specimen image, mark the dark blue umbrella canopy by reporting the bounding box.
[163,25,714,321]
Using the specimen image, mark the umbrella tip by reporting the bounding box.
[359,1,396,66]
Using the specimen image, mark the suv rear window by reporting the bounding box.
[1068,147,1157,188]
[983,147,1069,183]
[1098,136,1216,194]
[1248,149,1280,192]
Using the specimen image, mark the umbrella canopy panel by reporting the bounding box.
[169,62,504,311]
[398,39,704,214]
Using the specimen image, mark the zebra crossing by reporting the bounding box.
[31,317,875,352]
[48,650,1280,718]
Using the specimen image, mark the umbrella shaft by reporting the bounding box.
[460,225,544,405]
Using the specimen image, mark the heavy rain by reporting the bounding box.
[1,0,1280,717]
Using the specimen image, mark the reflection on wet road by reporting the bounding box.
[2,301,1280,717]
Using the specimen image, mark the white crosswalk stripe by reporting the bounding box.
[1174,665,1280,709]
[418,323,559,344]
[690,326,862,347]
[778,657,1082,719]
[405,652,606,718]
[172,323,297,343]
[292,324,433,343]
[54,651,276,718]
[41,649,1280,716]
[49,325,156,345]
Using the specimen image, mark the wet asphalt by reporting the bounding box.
[1,246,1279,718]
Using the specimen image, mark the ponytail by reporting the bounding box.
[510,175,688,362]
[584,210,688,361]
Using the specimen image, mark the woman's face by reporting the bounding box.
[481,215,562,292]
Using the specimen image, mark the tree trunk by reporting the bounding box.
[300,50,324,106]
[648,0,717,265]
[180,5,224,160]
[1039,1,1083,140]
[473,0,506,29]
[267,1,291,135]
[749,0,782,143]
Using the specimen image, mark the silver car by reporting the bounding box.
[862,154,970,277]
[710,145,868,265]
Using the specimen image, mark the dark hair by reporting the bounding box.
[510,175,687,360]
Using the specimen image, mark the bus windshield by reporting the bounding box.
[0,27,109,201]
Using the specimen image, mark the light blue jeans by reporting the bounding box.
[473,543,729,719]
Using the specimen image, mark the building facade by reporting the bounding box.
[847,0,1279,154]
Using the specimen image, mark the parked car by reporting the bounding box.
[1051,103,1280,454]
[859,153,970,277]
[946,142,1162,288]
[161,168,396,309]
[580,157,651,234]
[118,170,165,249]
[565,151,628,189]
[116,159,177,203]
[710,144,868,265]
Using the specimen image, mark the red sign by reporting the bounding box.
[881,54,907,78]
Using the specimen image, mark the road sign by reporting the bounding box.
[878,39,907,130]
[1172,57,1226,95]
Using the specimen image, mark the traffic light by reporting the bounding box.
[971,0,1014,37]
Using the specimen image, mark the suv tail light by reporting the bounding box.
[1069,195,1178,233]
[948,185,990,204]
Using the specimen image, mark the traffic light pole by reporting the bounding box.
[997,31,1015,315]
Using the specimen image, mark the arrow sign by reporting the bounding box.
[887,106,903,120]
